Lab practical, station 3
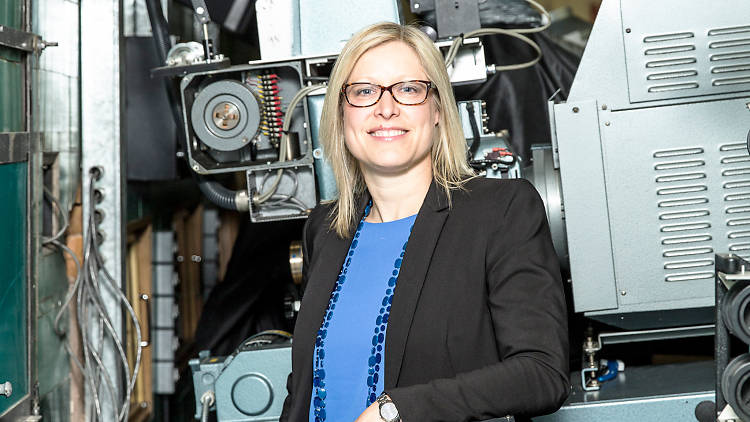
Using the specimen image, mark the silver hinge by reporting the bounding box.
[0,25,57,53]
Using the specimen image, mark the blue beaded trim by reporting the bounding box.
[311,202,414,421]
[364,231,410,407]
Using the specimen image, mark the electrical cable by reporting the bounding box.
[465,102,482,158]
[200,391,215,422]
[42,187,69,245]
[443,0,551,72]
[253,83,326,205]
[47,172,143,422]
[259,169,310,212]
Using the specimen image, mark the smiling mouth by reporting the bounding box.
[369,129,408,137]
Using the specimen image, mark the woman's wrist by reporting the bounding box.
[377,392,401,422]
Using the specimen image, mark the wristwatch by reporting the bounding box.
[377,393,401,422]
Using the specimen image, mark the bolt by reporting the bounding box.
[572,107,579,113]
[605,122,611,126]
[191,255,202,263]
[414,2,420,8]
[242,137,248,143]
[621,290,627,295]
[193,164,199,171]
[196,6,205,14]
[626,28,631,33]
[0,382,11,397]
[601,104,608,110]
[176,151,185,158]
[176,255,184,263]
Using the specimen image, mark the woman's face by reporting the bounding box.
[342,41,440,178]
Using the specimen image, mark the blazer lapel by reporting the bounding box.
[385,181,449,388]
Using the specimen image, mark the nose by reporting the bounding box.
[373,89,399,119]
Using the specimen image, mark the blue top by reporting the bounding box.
[309,214,417,422]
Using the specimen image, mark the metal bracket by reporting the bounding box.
[718,404,741,422]
[718,266,750,291]
[0,25,56,53]
[580,325,715,391]
[434,0,481,38]
[0,132,43,164]
[190,0,212,24]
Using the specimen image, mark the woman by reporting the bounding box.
[281,22,569,422]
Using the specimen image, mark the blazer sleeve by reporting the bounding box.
[387,180,570,421]
[280,209,317,421]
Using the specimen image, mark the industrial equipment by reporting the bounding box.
[185,0,750,419]
[716,254,750,421]
[190,332,292,422]
[179,62,318,222]
[538,0,750,418]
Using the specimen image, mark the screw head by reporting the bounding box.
[621,290,627,295]
[625,28,631,33]
[572,107,580,113]
[605,122,611,126]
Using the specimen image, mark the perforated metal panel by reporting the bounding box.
[622,0,750,103]
[720,142,750,258]
[652,146,714,283]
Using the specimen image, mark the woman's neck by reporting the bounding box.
[361,165,432,223]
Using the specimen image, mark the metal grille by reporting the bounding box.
[654,146,714,282]
[644,32,699,94]
[625,24,750,102]
[709,25,750,88]
[720,142,750,258]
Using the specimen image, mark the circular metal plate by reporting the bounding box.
[191,79,261,152]
[231,374,273,416]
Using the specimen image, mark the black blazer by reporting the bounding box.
[281,177,569,422]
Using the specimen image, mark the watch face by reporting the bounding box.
[380,402,399,421]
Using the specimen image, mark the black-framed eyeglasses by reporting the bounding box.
[341,80,434,107]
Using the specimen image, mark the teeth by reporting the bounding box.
[372,130,406,137]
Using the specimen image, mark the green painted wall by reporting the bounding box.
[0,0,24,133]
[0,163,29,416]
[0,0,22,28]
[0,0,28,415]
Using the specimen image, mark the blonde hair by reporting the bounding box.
[320,22,474,237]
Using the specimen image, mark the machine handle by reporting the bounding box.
[140,294,151,347]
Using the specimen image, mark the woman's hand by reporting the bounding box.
[354,402,381,422]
